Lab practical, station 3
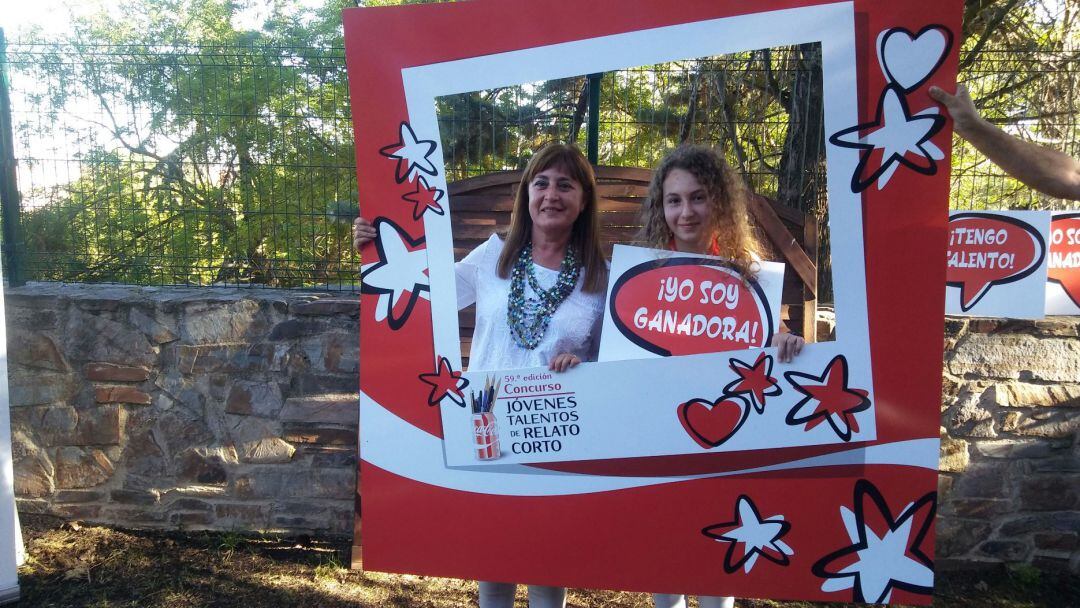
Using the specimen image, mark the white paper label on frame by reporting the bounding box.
[945,209,1050,319]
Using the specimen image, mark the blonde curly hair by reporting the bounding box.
[639,144,761,279]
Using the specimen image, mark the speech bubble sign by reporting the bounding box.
[608,258,776,357]
[946,212,1046,311]
[1048,213,1080,309]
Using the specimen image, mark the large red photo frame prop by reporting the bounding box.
[345,0,960,603]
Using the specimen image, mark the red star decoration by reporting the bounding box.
[783,355,870,441]
[418,356,469,408]
[402,176,445,220]
[723,351,782,413]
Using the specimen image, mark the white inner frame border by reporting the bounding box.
[399,1,871,411]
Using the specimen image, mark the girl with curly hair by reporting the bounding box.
[641,145,805,607]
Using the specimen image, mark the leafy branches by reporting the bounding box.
[12,0,357,286]
[7,0,1077,288]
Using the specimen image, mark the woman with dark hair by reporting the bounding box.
[354,143,607,607]
[456,142,608,372]
[641,144,805,608]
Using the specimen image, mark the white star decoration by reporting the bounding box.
[702,495,794,574]
[813,480,936,604]
[379,121,439,184]
[829,84,945,192]
[360,219,430,330]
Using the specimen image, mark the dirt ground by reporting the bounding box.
[13,514,1079,607]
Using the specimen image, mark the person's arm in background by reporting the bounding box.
[929,84,1080,201]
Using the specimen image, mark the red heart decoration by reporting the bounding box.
[678,396,749,449]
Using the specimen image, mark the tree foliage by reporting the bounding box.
[6,0,1078,288]
[952,0,1080,209]
[13,0,359,286]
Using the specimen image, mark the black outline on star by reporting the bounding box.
[702,494,794,574]
[947,212,1048,311]
[878,25,953,93]
[828,83,946,193]
[811,479,936,604]
[677,394,750,449]
[402,176,445,220]
[783,355,870,442]
[379,121,438,184]
[359,217,429,331]
[723,351,782,414]
[418,356,469,408]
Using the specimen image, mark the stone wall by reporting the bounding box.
[4,284,1078,573]
[5,284,360,533]
[938,316,1079,573]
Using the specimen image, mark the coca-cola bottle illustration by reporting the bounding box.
[473,412,500,460]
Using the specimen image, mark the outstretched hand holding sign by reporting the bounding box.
[352,215,376,251]
[929,85,1080,201]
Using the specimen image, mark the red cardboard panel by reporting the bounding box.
[345,0,961,603]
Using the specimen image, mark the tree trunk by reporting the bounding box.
[679,69,703,143]
[776,43,825,213]
[713,71,749,175]
[568,78,590,145]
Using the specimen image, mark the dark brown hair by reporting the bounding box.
[497,143,607,293]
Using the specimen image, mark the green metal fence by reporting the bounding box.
[1,33,1076,290]
[950,48,1080,211]
[2,36,357,288]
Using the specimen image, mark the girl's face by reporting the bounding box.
[662,168,713,253]
[528,165,585,236]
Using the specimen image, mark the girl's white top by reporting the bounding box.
[456,234,605,372]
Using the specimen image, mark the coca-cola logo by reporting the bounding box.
[609,258,775,357]
[474,422,497,438]
[473,413,498,443]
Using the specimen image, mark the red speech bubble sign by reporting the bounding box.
[609,258,775,357]
[1048,213,1080,308]
[946,212,1046,311]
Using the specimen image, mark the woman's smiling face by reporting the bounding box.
[528,165,585,235]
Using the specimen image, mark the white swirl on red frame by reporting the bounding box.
[360,390,937,496]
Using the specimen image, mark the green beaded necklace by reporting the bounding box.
[507,242,580,350]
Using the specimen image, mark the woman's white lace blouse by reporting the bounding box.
[456,234,605,371]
